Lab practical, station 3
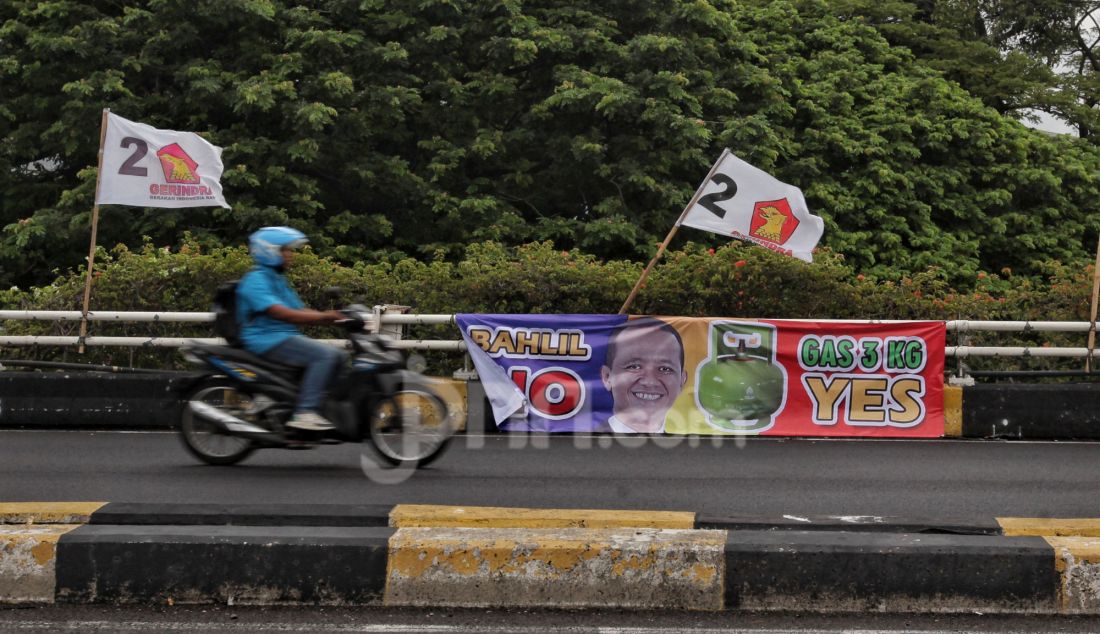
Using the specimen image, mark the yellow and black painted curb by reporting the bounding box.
[0,503,107,603]
[944,385,963,438]
[943,383,1100,439]
[997,517,1100,613]
[3,503,1100,612]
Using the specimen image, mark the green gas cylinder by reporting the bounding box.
[695,321,785,432]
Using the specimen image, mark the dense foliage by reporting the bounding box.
[3,0,1100,292]
[835,1,1100,136]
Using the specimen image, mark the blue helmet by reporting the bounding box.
[249,226,308,267]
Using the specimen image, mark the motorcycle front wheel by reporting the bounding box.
[179,378,258,466]
[366,388,453,467]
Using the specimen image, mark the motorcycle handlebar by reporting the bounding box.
[335,314,367,332]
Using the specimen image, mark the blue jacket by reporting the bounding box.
[236,265,305,354]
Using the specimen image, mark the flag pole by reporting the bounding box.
[78,108,110,354]
[618,149,731,315]
[1086,233,1100,372]
[617,224,681,315]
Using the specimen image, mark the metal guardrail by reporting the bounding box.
[0,310,459,326]
[0,312,1097,359]
[946,320,1100,360]
[0,336,466,351]
[0,311,215,323]
[0,309,465,351]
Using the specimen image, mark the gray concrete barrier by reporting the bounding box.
[961,383,1100,439]
[3,372,1100,439]
[0,372,197,430]
[0,371,485,432]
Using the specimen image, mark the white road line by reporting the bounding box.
[463,434,1099,445]
[1,429,1098,445]
[0,429,174,434]
[0,622,1064,634]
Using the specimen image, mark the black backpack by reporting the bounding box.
[212,280,241,345]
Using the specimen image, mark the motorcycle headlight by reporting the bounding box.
[406,353,428,373]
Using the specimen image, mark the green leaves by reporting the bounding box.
[295,103,338,130]
[235,72,297,112]
[2,0,1100,293]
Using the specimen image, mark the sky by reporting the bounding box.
[1024,109,1079,136]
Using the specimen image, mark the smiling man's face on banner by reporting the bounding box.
[600,319,688,433]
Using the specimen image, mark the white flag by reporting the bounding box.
[679,149,823,262]
[96,112,230,208]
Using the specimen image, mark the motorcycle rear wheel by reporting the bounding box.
[366,388,453,467]
[179,378,258,466]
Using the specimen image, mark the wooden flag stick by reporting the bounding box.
[618,149,731,315]
[1087,233,1100,372]
[618,224,681,315]
[78,108,110,354]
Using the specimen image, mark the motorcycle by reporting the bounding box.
[177,304,454,467]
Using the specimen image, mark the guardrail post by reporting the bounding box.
[379,304,410,340]
[1086,236,1095,374]
[950,329,975,387]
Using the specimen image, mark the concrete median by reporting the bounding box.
[387,526,726,610]
[2,502,1100,613]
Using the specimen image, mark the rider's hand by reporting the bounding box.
[323,309,347,324]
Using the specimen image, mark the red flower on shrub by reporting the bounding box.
[707,248,715,255]
[734,260,746,268]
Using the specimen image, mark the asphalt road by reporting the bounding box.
[4,605,1100,633]
[1,431,1098,520]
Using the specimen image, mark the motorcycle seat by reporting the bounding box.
[198,343,304,376]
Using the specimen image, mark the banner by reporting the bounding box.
[458,315,945,437]
[679,149,824,262]
[96,112,229,208]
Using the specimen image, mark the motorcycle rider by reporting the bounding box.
[237,226,348,432]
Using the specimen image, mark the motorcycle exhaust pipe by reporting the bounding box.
[188,401,283,444]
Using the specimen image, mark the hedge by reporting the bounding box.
[1,236,1096,376]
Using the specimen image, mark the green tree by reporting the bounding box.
[832,0,1100,137]
[2,0,1099,290]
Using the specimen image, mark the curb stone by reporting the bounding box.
[1,503,1098,612]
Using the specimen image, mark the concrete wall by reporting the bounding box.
[960,383,1100,439]
[3,371,1100,439]
[0,372,197,429]
[0,372,479,432]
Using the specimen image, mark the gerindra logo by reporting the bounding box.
[749,198,799,245]
[156,143,200,184]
